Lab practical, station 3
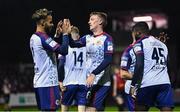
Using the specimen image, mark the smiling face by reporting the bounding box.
[32,8,54,33]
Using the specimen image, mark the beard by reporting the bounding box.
[44,24,53,35]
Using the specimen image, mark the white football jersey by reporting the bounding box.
[85,33,113,86]
[121,35,170,93]
[120,44,135,94]
[62,46,87,86]
[138,36,170,88]
[30,33,59,88]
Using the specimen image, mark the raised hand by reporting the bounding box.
[54,20,63,38]
[61,19,72,35]
[156,32,169,43]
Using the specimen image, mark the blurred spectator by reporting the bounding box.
[2,78,11,111]
[112,66,125,111]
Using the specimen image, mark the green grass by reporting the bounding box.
[1,105,180,111]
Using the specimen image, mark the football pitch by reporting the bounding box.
[1,105,180,111]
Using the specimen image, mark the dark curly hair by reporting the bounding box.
[32,8,52,24]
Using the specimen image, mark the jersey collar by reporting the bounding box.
[93,32,105,37]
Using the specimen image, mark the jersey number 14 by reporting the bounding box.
[73,51,84,67]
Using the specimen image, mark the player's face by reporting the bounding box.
[88,15,101,31]
[71,32,80,40]
[44,15,54,33]
[131,31,136,41]
[132,31,140,41]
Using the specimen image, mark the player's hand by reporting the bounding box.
[112,92,117,97]
[59,82,66,92]
[130,85,137,99]
[156,32,169,43]
[86,73,95,87]
[61,19,72,35]
[54,20,63,38]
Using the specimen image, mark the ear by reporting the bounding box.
[136,32,141,37]
[99,19,103,25]
[40,20,45,26]
[42,21,45,26]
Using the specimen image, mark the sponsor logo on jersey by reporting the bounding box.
[133,45,142,53]
[49,40,58,48]
[55,100,60,106]
[121,60,128,67]
[45,38,58,48]
[45,38,52,43]
[107,41,113,51]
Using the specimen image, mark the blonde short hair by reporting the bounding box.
[71,26,79,34]
[90,12,107,28]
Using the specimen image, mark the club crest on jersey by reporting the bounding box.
[96,40,102,45]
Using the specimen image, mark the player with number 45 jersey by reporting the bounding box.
[129,22,174,111]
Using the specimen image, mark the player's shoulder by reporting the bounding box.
[103,32,113,39]
[151,35,167,48]
[30,33,40,40]
[82,34,91,38]
[30,34,42,46]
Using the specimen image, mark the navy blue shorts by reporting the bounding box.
[125,93,135,111]
[87,85,110,111]
[34,86,60,110]
[136,84,174,109]
[61,85,88,106]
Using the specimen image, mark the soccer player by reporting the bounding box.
[129,22,174,111]
[120,35,136,111]
[30,8,70,111]
[112,66,125,111]
[58,26,87,112]
[120,27,171,111]
[70,12,113,111]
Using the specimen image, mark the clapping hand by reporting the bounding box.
[54,20,63,38]
[156,32,169,43]
[61,19,72,35]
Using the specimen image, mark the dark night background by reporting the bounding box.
[1,0,180,108]
[0,0,179,63]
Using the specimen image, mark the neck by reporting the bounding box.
[36,25,45,33]
[92,28,104,36]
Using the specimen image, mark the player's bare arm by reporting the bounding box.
[120,69,133,80]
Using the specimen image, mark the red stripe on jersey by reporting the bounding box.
[50,87,55,109]
[35,31,49,39]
